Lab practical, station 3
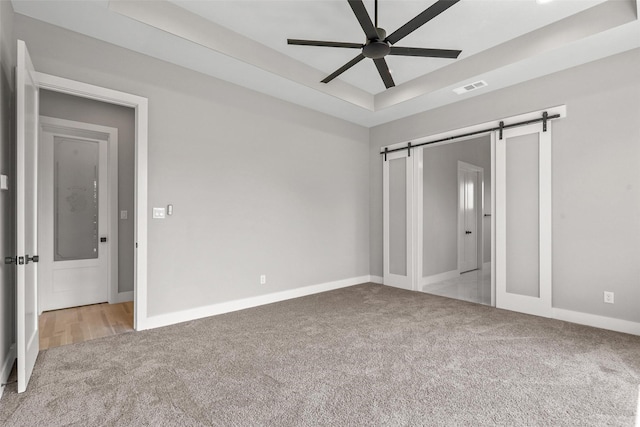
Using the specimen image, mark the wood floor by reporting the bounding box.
[39,301,134,350]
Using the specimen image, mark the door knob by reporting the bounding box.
[4,256,17,265]
[25,255,39,264]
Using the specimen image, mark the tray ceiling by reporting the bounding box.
[12,0,640,127]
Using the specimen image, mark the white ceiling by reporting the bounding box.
[173,0,604,94]
[11,0,640,127]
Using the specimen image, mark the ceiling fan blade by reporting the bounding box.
[373,58,395,89]
[389,46,461,59]
[321,53,366,84]
[287,39,363,49]
[386,0,461,45]
[348,0,379,40]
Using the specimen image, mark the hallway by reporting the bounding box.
[421,269,491,306]
[38,301,133,350]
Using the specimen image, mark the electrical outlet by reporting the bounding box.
[260,275,266,285]
[603,291,614,304]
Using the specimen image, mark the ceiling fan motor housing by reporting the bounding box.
[362,27,390,59]
[363,40,390,59]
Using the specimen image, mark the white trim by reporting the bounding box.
[113,291,134,303]
[414,149,424,292]
[490,133,496,308]
[553,308,640,336]
[35,71,149,332]
[0,344,16,399]
[143,276,372,330]
[420,270,460,287]
[369,275,384,284]
[380,105,567,153]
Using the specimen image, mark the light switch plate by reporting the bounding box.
[120,210,128,220]
[0,174,7,190]
[152,207,166,219]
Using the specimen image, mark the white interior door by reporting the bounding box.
[458,163,481,273]
[38,117,117,312]
[383,150,414,290]
[495,123,552,317]
[16,40,40,393]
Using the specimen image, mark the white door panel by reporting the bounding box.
[38,117,117,312]
[16,39,40,393]
[383,150,414,290]
[495,123,552,317]
[458,162,484,274]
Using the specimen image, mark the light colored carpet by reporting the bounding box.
[1,283,639,426]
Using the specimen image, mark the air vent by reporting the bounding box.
[453,80,488,95]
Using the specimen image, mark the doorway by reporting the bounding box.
[419,135,493,306]
[36,91,135,347]
[38,116,119,312]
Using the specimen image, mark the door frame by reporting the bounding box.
[34,71,149,330]
[457,161,484,274]
[38,116,119,312]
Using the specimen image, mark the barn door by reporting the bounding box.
[383,150,414,290]
[495,123,552,317]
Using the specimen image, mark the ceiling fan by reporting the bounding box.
[287,0,462,89]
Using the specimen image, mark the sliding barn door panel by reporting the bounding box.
[505,133,540,298]
[388,159,407,276]
[383,151,414,290]
[496,123,552,317]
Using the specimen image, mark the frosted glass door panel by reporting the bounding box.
[389,158,407,276]
[54,136,99,261]
[505,133,539,297]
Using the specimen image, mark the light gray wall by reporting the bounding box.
[39,90,135,294]
[371,48,640,323]
[14,15,370,317]
[422,135,491,277]
[0,0,15,383]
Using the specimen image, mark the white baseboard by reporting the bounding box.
[112,291,133,303]
[420,270,459,287]
[0,343,16,400]
[141,275,372,330]
[369,275,384,284]
[553,308,640,336]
